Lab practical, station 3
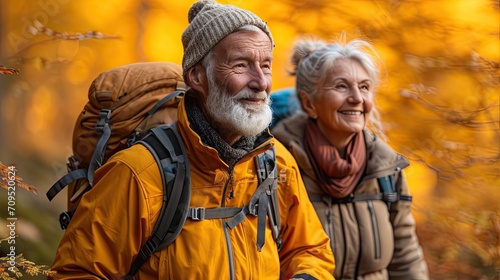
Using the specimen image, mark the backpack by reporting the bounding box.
[269,88,300,129]
[47,61,186,226]
[47,62,282,278]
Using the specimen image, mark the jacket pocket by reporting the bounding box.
[356,200,394,276]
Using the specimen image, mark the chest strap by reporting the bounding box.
[309,192,412,205]
[187,207,242,220]
[186,159,278,252]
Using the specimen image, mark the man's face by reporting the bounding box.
[204,28,274,137]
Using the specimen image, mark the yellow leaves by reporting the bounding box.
[143,13,185,62]
[405,160,436,223]
[416,0,497,30]
[0,163,38,195]
[65,60,91,85]
[0,250,55,279]
[470,51,500,87]
[28,20,120,40]
[24,86,57,135]
[77,0,138,24]
[0,1,497,279]
[57,40,80,60]
[0,66,20,75]
[418,200,500,277]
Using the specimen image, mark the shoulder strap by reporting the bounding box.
[255,147,281,250]
[377,172,413,209]
[224,147,281,251]
[126,123,190,279]
[182,146,282,252]
[147,88,185,116]
[377,175,395,209]
[46,169,87,201]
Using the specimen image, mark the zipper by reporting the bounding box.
[325,203,335,252]
[221,167,236,280]
[367,201,381,259]
[339,205,349,279]
[219,143,272,280]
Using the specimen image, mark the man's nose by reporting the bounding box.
[248,66,268,92]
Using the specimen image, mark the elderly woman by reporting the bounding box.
[272,38,429,280]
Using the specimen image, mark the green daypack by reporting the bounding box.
[47,62,282,278]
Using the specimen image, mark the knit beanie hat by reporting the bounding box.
[182,0,274,76]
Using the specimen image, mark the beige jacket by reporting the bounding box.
[272,113,429,280]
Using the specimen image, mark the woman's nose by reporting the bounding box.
[348,87,363,103]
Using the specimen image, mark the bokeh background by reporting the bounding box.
[0,0,498,279]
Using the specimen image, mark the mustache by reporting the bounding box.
[232,89,269,101]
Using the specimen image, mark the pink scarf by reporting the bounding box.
[304,119,366,198]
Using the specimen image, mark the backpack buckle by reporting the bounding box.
[95,109,111,134]
[127,131,140,147]
[59,210,74,230]
[383,193,398,202]
[330,193,355,204]
[189,207,206,221]
[66,155,80,172]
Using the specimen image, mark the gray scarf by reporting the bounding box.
[185,93,256,167]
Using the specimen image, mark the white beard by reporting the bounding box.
[205,78,272,137]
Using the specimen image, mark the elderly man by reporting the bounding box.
[49,1,335,279]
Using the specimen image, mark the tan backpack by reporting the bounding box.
[47,61,186,225]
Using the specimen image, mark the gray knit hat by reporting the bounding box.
[181,0,274,76]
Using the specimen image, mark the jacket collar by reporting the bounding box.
[176,92,275,170]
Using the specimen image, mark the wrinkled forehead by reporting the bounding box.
[212,28,273,60]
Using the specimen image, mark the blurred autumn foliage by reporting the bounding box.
[0,0,498,279]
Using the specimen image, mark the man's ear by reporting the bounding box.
[185,64,209,96]
[299,90,317,119]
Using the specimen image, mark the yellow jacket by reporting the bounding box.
[49,97,335,279]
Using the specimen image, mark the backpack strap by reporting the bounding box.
[46,168,87,201]
[224,174,274,251]
[187,207,242,220]
[309,172,413,209]
[256,148,281,250]
[128,85,187,147]
[146,87,186,117]
[182,147,281,252]
[309,192,412,205]
[225,147,281,251]
[126,123,190,279]
[378,175,395,209]
[87,109,112,186]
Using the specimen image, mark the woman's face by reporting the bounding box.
[304,58,374,139]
